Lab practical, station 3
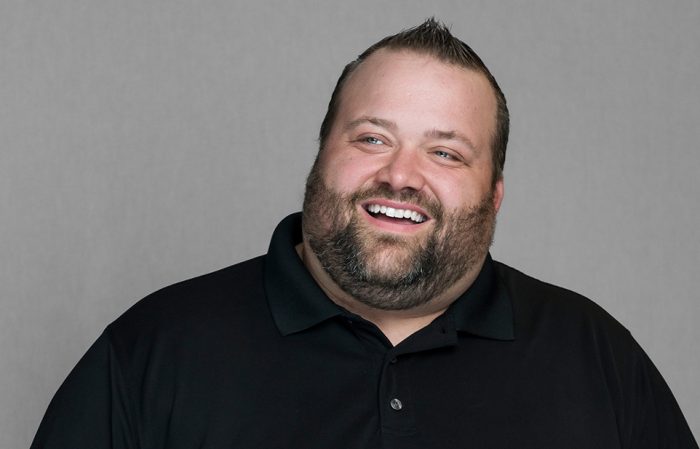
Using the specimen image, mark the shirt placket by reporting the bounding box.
[378,350,418,437]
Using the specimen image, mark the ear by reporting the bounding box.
[492,177,504,213]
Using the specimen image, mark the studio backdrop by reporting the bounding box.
[1,1,699,448]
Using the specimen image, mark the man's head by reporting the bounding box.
[319,18,509,184]
[302,19,507,311]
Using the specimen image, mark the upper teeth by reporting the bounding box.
[366,204,427,223]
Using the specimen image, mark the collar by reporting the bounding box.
[449,253,515,340]
[264,213,514,341]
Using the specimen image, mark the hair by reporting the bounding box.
[318,18,509,184]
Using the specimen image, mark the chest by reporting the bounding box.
[137,329,621,449]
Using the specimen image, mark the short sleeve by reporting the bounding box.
[619,339,698,449]
[30,330,138,449]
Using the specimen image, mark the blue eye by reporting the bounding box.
[435,150,453,159]
[363,136,384,145]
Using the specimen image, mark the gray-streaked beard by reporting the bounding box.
[302,165,497,311]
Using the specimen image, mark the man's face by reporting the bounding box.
[303,49,504,310]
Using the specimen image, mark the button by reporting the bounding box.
[390,398,403,411]
[390,357,398,364]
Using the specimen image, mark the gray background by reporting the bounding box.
[2,1,699,447]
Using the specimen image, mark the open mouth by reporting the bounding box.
[363,203,428,225]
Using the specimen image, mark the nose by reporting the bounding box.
[374,148,426,193]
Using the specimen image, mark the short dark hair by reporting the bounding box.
[318,18,509,183]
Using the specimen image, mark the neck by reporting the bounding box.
[297,241,484,346]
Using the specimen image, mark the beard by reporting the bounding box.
[301,163,497,311]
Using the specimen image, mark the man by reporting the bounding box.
[32,19,697,449]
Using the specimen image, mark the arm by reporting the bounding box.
[30,331,138,449]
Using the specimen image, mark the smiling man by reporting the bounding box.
[301,47,503,344]
[32,19,697,449]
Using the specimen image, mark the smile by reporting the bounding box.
[364,203,427,223]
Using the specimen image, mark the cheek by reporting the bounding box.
[320,153,377,192]
[432,176,487,211]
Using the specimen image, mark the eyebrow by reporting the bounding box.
[424,128,478,153]
[344,116,397,132]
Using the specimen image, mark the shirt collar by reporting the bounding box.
[449,253,515,341]
[264,212,514,341]
[264,213,344,336]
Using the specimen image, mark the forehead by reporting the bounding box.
[337,49,498,149]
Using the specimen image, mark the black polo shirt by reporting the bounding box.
[32,213,697,449]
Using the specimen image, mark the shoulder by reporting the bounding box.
[493,260,634,347]
[492,261,697,446]
[494,260,620,320]
[106,255,270,348]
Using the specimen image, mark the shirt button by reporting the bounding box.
[390,398,403,411]
[390,357,398,364]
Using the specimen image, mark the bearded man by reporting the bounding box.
[31,19,697,449]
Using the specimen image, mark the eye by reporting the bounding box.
[434,150,455,160]
[431,148,468,166]
[362,136,385,145]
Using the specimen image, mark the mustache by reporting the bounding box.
[349,184,444,220]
